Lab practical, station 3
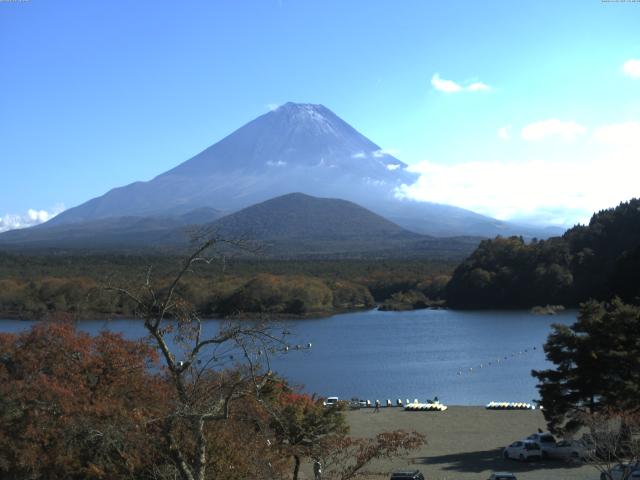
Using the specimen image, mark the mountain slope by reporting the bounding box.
[40,102,550,238]
[0,193,481,259]
[0,208,223,251]
[47,102,416,223]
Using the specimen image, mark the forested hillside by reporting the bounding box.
[446,198,640,308]
[0,254,453,319]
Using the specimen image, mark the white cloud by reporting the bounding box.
[372,148,400,158]
[266,160,286,166]
[266,103,281,111]
[431,73,492,93]
[386,164,401,171]
[396,150,640,227]
[622,59,640,79]
[431,74,462,93]
[0,205,65,233]
[592,121,640,147]
[497,125,511,141]
[467,81,492,92]
[521,119,587,142]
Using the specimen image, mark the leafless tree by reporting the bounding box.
[581,410,640,480]
[109,235,285,480]
[316,430,426,480]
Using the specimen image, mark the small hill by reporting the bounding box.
[211,192,408,240]
[200,193,480,259]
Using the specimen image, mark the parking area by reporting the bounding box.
[341,406,595,480]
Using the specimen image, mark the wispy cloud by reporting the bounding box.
[521,119,586,142]
[431,73,492,94]
[497,125,511,141]
[622,59,640,79]
[351,152,366,159]
[372,148,400,158]
[266,160,286,166]
[0,205,65,233]
[266,103,281,111]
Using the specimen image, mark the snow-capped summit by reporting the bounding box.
[43,102,553,238]
[50,102,418,223]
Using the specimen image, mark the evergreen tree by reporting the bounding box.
[532,299,640,433]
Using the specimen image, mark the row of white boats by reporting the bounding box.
[486,401,537,410]
[343,398,537,411]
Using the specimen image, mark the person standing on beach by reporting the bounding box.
[374,399,380,413]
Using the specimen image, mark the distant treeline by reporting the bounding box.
[0,254,454,319]
[446,198,640,308]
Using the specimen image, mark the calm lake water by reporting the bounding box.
[0,308,576,406]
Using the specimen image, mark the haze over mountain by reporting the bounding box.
[0,193,481,259]
[43,102,561,238]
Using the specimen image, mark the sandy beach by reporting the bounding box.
[311,406,595,480]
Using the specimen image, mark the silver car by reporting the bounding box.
[503,441,542,461]
[546,439,593,461]
[525,432,557,457]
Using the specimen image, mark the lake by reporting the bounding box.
[0,308,576,406]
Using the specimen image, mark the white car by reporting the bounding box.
[525,432,557,457]
[323,396,339,407]
[546,439,593,461]
[503,441,542,461]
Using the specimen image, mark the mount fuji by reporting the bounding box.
[3,102,561,251]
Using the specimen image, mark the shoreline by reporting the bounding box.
[0,304,454,322]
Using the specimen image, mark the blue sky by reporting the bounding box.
[1,0,639,230]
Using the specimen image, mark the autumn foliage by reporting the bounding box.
[0,320,166,479]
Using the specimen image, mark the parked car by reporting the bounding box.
[503,441,542,461]
[546,439,594,461]
[487,473,517,480]
[600,463,640,480]
[323,396,339,407]
[390,470,425,480]
[525,432,557,457]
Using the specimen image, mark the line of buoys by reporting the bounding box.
[281,343,312,353]
[486,401,535,410]
[456,345,543,376]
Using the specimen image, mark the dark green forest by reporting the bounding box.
[446,198,640,308]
